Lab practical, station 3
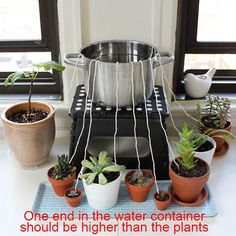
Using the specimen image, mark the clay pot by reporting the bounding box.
[64,187,82,207]
[200,120,231,152]
[153,191,171,211]
[1,101,55,166]
[125,170,154,202]
[48,167,76,196]
[169,158,210,203]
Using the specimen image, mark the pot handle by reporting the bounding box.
[153,51,174,68]
[64,53,85,68]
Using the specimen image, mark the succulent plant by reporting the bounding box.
[127,171,152,186]
[51,154,76,180]
[197,94,231,129]
[67,189,80,198]
[175,123,202,171]
[79,151,125,185]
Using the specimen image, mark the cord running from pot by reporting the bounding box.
[131,62,141,171]
[69,59,95,165]
[113,62,119,164]
[140,60,159,194]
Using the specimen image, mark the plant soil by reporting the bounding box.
[155,191,170,201]
[201,117,230,129]
[49,167,75,180]
[196,140,213,152]
[7,109,48,123]
[171,158,208,178]
[84,169,120,184]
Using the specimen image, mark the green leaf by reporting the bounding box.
[90,156,98,165]
[98,173,108,185]
[79,173,91,179]
[4,72,25,87]
[81,160,94,170]
[103,164,125,173]
[34,61,65,71]
[98,151,111,166]
[85,172,98,185]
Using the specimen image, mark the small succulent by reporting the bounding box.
[197,94,231,129]
[127,171,152,186]
[175,123,202,171]
[51,154,76,180]
[67,189,80,198]
[79,151,125,185]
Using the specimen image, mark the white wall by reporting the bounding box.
[58,0,178,105]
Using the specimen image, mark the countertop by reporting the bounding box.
[0,130,235,236]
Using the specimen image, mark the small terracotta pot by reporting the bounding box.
[169,158,210,203]
[125,170,154,202]
[153,191,171,211]
[200,120,231,152]
[1,101,55,166]
[64,187,82,207]
[47,167,76,196]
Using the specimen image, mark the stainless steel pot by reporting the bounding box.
[64,40,174,107]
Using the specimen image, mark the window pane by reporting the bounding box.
[184,54,236,70]
[0,52,51,72]
[0,0,41,41]
[197,0,236,42]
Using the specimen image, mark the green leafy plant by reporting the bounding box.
[79,151,125,185]
[175,123,202,171]
[4,61,65,120]
[51,154,76,180]
[196,94,231,129]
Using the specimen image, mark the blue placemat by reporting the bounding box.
[32,181,218,217]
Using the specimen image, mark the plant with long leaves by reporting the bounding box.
[4,61,65,121]
[79,151,125,185]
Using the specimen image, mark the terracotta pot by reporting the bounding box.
[48,167,76,196]
[153,191,171,211]
[64,187,82,207]
[169,158,210,203]
[1,101,55,166]
[125,170,154,202]
[200,120,231,152]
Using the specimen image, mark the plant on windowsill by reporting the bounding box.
[196,94,235,153]
[169,123,210,204]
[125,170,154,202]
[0,61,65,166]
[79,151,125,210]
[48,154,76,197]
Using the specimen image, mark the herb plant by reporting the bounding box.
[79,151,125,185]
[51,154,76,180]
[4,61,65,121]
[196,94,231,129]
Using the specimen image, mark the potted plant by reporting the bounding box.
[190,128,216,166]
[196,94,235,153]
[64,187,82,207]
[153,191,171,211]
[48,154,76,196]
[1,61,65,166]
[125,170,154,202]
[169,124,210,203]
[79,151,125,210]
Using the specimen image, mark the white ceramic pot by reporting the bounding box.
[82,171,122,210]
[194,137,216,166]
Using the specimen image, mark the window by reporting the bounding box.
[0,0,62,99]
[173,0,236,98]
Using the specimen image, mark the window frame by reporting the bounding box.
[0,0,62,99]
[173,0,236,97]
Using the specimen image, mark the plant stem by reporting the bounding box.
[27,77,34,120]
